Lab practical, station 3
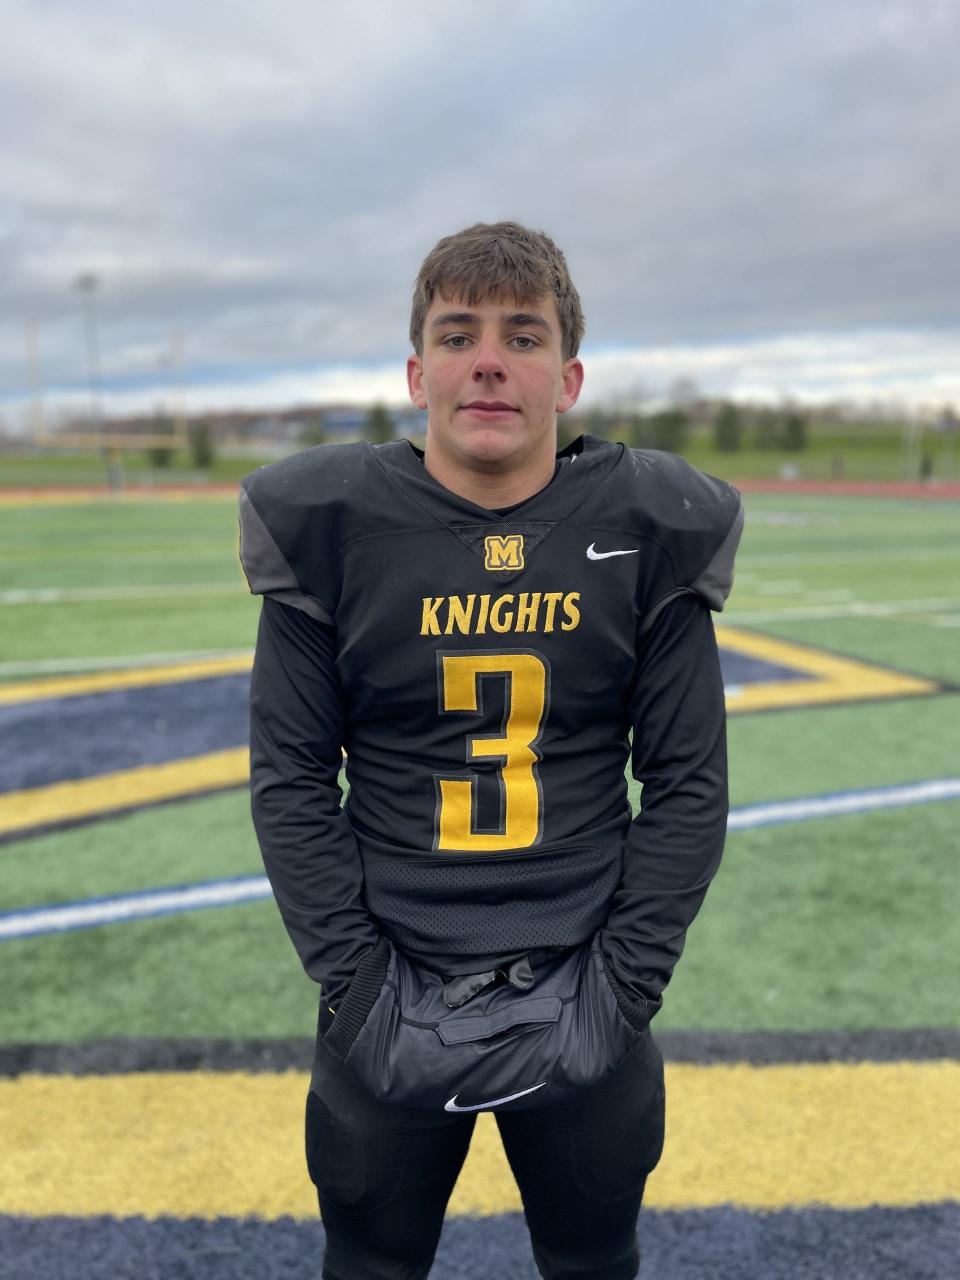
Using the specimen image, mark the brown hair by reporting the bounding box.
[410,221,585,360]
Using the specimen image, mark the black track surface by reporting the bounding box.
[3,1026,959,1077]
[1,1206,957,1280]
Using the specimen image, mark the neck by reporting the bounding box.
[423,448,556,509]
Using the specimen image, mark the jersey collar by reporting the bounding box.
[373,434,622,528]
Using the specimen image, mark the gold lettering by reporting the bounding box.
[489,594,515,633]
[445,594,476,635]
[421,597,443,636]
[421,589,579,636]
[542,591,564,632]
[515,591,542,633]
[561,592,581,631]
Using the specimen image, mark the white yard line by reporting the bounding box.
[754,580,807,595]
[727,778,960,831]
[0,877,271,939]
[801,588,855,602]
[739,546,960,567]
[726,597,960,624]
[3,779,960,940]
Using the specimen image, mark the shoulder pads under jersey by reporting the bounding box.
[621,449,743,629]
[239,442,389,622]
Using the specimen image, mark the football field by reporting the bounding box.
[1,483,958,1278]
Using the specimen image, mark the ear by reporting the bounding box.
[556,358,584,415]
[407,355,428,410]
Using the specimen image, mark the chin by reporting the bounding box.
[457,427,522,460]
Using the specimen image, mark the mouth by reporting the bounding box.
[459,400,519,416]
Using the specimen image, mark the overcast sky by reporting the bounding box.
[2,0,959,429]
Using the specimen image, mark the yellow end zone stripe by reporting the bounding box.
[1,1062,957,1218]
[0,749,249,838]
[717,625,938,711]
[0,655,253,707]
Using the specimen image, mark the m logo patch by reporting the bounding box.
[484,535,524,571]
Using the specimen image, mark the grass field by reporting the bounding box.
[1,466,958,1278]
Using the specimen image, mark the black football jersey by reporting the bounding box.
[240,435,741,998]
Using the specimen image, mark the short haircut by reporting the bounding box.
[410,221,585,361]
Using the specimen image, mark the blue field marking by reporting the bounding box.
[0,675,250,792]
[2,1205,959,1280]
[2,778,959,941]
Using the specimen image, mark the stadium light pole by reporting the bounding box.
[24,319,45,443]
[74,272,103,442]
[74,271,118,488]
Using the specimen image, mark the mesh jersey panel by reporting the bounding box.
[361,842,622,954]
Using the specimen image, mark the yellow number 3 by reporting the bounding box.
[436,652,549,852]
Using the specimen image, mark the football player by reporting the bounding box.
[239,221,742,1280]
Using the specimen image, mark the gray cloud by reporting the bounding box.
[2,0,958,414]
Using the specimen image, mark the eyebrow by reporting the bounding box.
[429,310,554,334]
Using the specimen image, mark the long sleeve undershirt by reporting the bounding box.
[250,598,380,1009]
[602,590,728,1015]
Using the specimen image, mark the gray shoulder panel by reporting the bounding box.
[691,502,744,611]
[238,488,333,624]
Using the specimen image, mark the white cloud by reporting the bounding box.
[4,328,957,437]
[1,0,959,407]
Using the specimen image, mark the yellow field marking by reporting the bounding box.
[0,655,253,706]
[716,626,938,711]
[0,749,249,838]
[1,1062,957,1218]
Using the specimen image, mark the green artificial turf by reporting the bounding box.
[3,797,957,1042]
[661,799,960,1032]
[725,693,960,807]
[0,902,317,1042]
[2,594,259,669]
[0,792,261,912]
[0,496,257,669]
[0,452,265,488]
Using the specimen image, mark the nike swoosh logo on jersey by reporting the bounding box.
[586,543,640,560]
[444,1082,547,1112]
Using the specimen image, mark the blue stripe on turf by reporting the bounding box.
[0,1206,957,1280]
[0,647,804,797]
[720,651,814,686]
[0,676,250,793]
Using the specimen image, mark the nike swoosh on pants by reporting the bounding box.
[444,1082,547,1112]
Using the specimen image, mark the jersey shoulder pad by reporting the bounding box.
[624,448,743,619]
[239,443,384,622]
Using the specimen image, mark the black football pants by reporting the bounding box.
[306,1022,665,1280]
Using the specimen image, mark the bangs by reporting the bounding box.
[410,221,584,359]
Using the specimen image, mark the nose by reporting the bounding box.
[470,335,506,382]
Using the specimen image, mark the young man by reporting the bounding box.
[239,222,743,1280]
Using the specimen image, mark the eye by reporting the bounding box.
[443,334,471,348]
[510,335,538,350]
